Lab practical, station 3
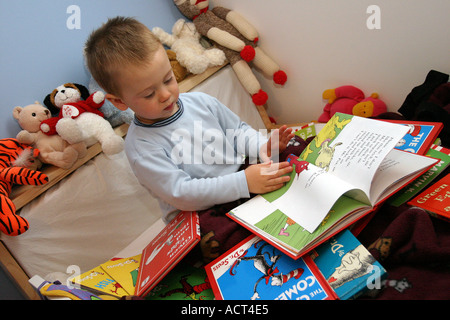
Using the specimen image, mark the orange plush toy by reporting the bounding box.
[0,139,48,236]
[318,85,387,122]
[174,0,287,106]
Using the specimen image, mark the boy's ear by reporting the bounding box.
[105,93,129,111]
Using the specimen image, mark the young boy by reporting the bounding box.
[85,16,295,259]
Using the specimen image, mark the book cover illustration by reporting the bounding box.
[379,120,443,155]
[292,122,316,140]
[205,236,337,300]
[145,261,214,300]
[100,254,141,296]
[311,229,387,300]
[70,265,129,297]
[134,211,200,296]
[408,173,450,222]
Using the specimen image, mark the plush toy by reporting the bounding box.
[0,138,48,236]
[166,49,189,82]
[13,102,87,169]
[152,18,226,75]
[174,0,287,106]
[88,78,134,127]
[41,83,124,156]
[318,85,387,122]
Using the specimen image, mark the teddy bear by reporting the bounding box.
[166,49,189,82]
[152,18,226,75]
[318,85,387,122]
[13,101,87,169]
[0,138,48,236]
[88,77,135,127]
[41,83,124,156]
[174,0,287,106]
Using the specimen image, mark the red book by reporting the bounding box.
[408,173,450,222]
[378,119,443,155]
[134,211,200,296]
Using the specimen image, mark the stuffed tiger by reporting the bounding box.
[0,138,48,236]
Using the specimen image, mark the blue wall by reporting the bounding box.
[0,0,184,139]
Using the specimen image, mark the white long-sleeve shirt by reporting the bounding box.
[124,92,268,223]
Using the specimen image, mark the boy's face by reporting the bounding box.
[106,46,180,124]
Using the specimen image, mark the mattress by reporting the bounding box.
[0,65,266,278]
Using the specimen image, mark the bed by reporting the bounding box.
[0,63,304,299]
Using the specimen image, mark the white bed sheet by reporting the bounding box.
[0,65,266,278]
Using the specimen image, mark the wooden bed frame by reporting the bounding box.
[0,63,306,299]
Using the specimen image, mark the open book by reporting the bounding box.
[227,113,439,259]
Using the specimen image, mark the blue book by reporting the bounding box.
[311,229,387,300]
[205,235,337,300]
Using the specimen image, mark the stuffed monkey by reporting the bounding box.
[174,0,287,106]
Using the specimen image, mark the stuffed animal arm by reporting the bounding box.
[322,86,365,104]
[221,10,258,42]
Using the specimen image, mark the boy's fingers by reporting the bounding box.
[264,175,291,191]
[260,161,293,176]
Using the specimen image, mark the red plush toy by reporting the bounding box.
[318,85,387,123]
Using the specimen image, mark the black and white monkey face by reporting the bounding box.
[52,84,82,107]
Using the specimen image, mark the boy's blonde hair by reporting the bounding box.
[85,16,162,96]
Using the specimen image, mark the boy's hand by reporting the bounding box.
[260,125,295,163]
[245,161,293,194]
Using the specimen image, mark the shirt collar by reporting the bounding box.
[133,99,184,128]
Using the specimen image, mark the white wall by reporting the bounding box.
[212,0,450,124]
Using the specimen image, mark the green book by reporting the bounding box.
[389,145,450,206]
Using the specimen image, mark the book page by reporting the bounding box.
[232,163,363,233]
[301,114,409,198]
[367,148,438,203]
[270,164,361,233]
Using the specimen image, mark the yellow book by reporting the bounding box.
[100,254,141,295]
[70,265,129,298]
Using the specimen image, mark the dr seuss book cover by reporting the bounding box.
[134,211,200,296]
[378,119,443,155]
[408,173,450,222]
[311,229,387,300]
[205,235,337,300]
